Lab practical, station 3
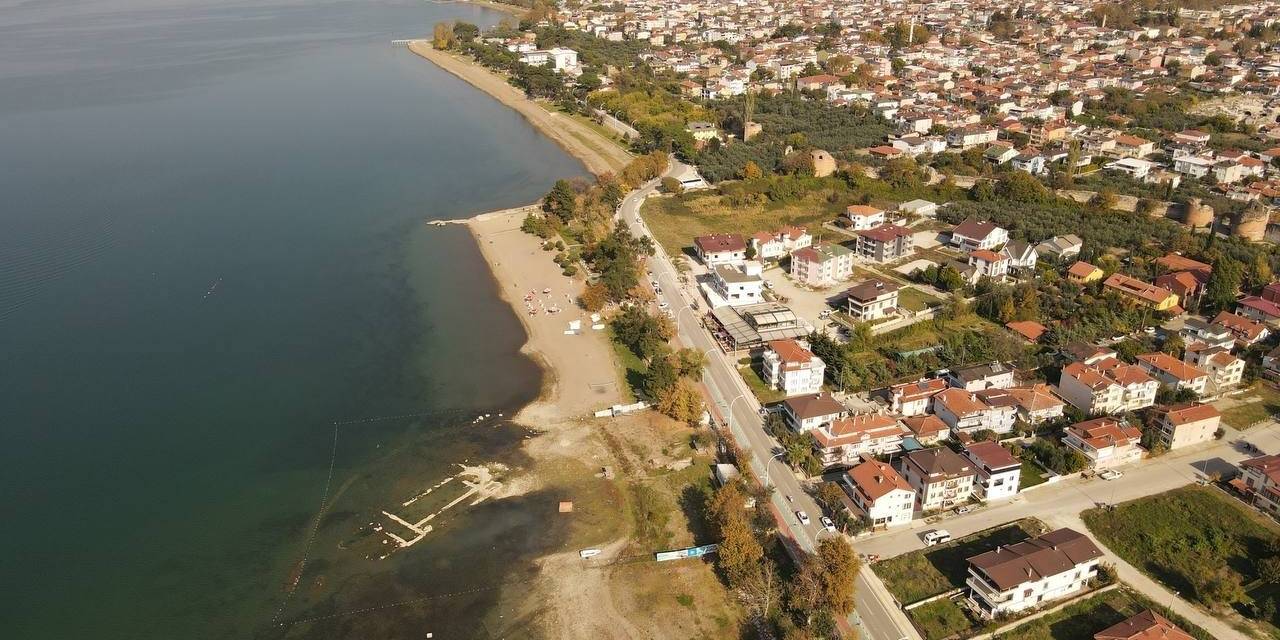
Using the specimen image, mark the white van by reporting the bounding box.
[923,529,951,546]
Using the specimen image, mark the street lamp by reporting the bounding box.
[726,393,751,434]
[765,450,787,490]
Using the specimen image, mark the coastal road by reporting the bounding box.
[618,160,920,640]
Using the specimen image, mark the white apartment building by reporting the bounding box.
[810,414,907,466]
[762,339,825,396]
[966,528,1103,618]
[964,441,1022,502]
[791,243,855,287]
[1062,417,1145,469]
[845,279,900,321]
[1154,403,1221,451]
[781,392,846,433]
[1056,359,1158,414]
[842,458,915,529]
[709,262,765,307]
[1136,353,1209,397]
[933,388,1018,435]
[887,378,949,417]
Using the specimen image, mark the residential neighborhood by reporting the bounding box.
[459,0,1280,638]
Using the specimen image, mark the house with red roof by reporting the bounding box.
[841,458,915,529]
[1136,353,1209,397]
[1240,453,1280,515]
[1062,417,1145,469]
[810,414,908,466]
[1094,610,1194,640]
[1153,403,1220,451]
[761,339,825,396]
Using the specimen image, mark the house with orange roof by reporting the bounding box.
[841,458,915,529]
[886,377,949,417]
[1102,273,1181,312]
[1062,417,1145,469]
[933,387,1017,435]
[810,414,908,466]
[1005,320,1046,343]
[901,415,950,446]
[1057,358,1158,415]
[761,339,825,396]
[1212,311,1269,347]
[1067,261,1103,284]
[842,204,887,230]
[1183,345,1244,396]
[1136,352,1209,397]
[969,249,1009,279]
[1153,403,1221,451]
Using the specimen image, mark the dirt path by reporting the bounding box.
[409,42,632,177]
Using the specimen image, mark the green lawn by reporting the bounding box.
[909,598,980,640]
[1082,486,1280,619]
[876,519,1045,604]
[1020,459,1049,489]
[1218,381,1280,430]
[993,586,1214,640]
[607,327,647,402]
[738,364,786,404]
[897,286,944,313]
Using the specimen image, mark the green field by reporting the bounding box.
[1020,459,1049,489]
[738,364,786,404]
[638,181,848,259]
[908,598,978,640]
[897,285,944,313]
[1082,485,1280,629]
[607,327,647,402]
[1218,382,1280,430]
[875,519,1045,604]
[993,586,1213,640]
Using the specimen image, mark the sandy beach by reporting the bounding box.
[468,206,624,421]
[408,41,633,177]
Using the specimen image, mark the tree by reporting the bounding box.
[659,176,683,194]
[741,161,763,180]
[655,378,704,424]
[1259,556,1280,584]
[673,347,707,378]
[1203,257,1244,315]
[542,179,578,222]
[644,354,678,398]
[611,305,672,360]
[452,22,479,45]
[578,281,609,312]
[432,21,455,50]
[996,170,1051,202]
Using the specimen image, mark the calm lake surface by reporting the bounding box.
[0,1,585,637]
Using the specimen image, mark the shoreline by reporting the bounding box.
[407,41,632,177]
[448,0,527,18]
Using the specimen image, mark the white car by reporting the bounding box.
[820,516,836,532]
[795,510,810,526]
[650,280,660,288]
[658,301,670,310]
[923,529,951,546]
[954,505,972,515]
[1099,469,1124,481]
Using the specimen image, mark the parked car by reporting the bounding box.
[954,505,972,515]
[1099,469,1123,481]
[820,516,836,532]
[795,510,810,526]
[923,529,951,546]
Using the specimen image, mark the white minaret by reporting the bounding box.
[908,15,917,46]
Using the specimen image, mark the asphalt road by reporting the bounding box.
[619,161,919,640]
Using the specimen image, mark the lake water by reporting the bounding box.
[0,1,585,637]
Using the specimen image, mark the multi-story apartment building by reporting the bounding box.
[791,243,855,287]
[781,392,846,432]
[1062,417,1145,469]
[1153,403,1221,451]
[966,528,1103,618]
[1136,353,1209,397]
[898,448,977,512]
[761,339,825,396]
[963,441,1021,502]
[1057,359,1158,414]
[1240,453,1280,515]
[810,414,908,467]
[845,279,900,321]
[842,458,915,529]
[856,224,915,263]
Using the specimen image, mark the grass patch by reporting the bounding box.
[876,519,1046,604]
[607,327,647,402]
[1081,485,1280,616]
[898,286,943,312]
[1217,381,1280,430]
[1020,459,1049,489]
[909,598,978,640]
[639,180,849,259]
[738,364,787,404]
[675,593,695,608]
[993,586,1214,640]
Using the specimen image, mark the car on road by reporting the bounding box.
[650,280,660,288]
[923,529,951,546]
[820,516,836,532]
[1099,469,1123,481]
[658,301,670,310]
[954,505,972,515]
[795,510,810,526]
